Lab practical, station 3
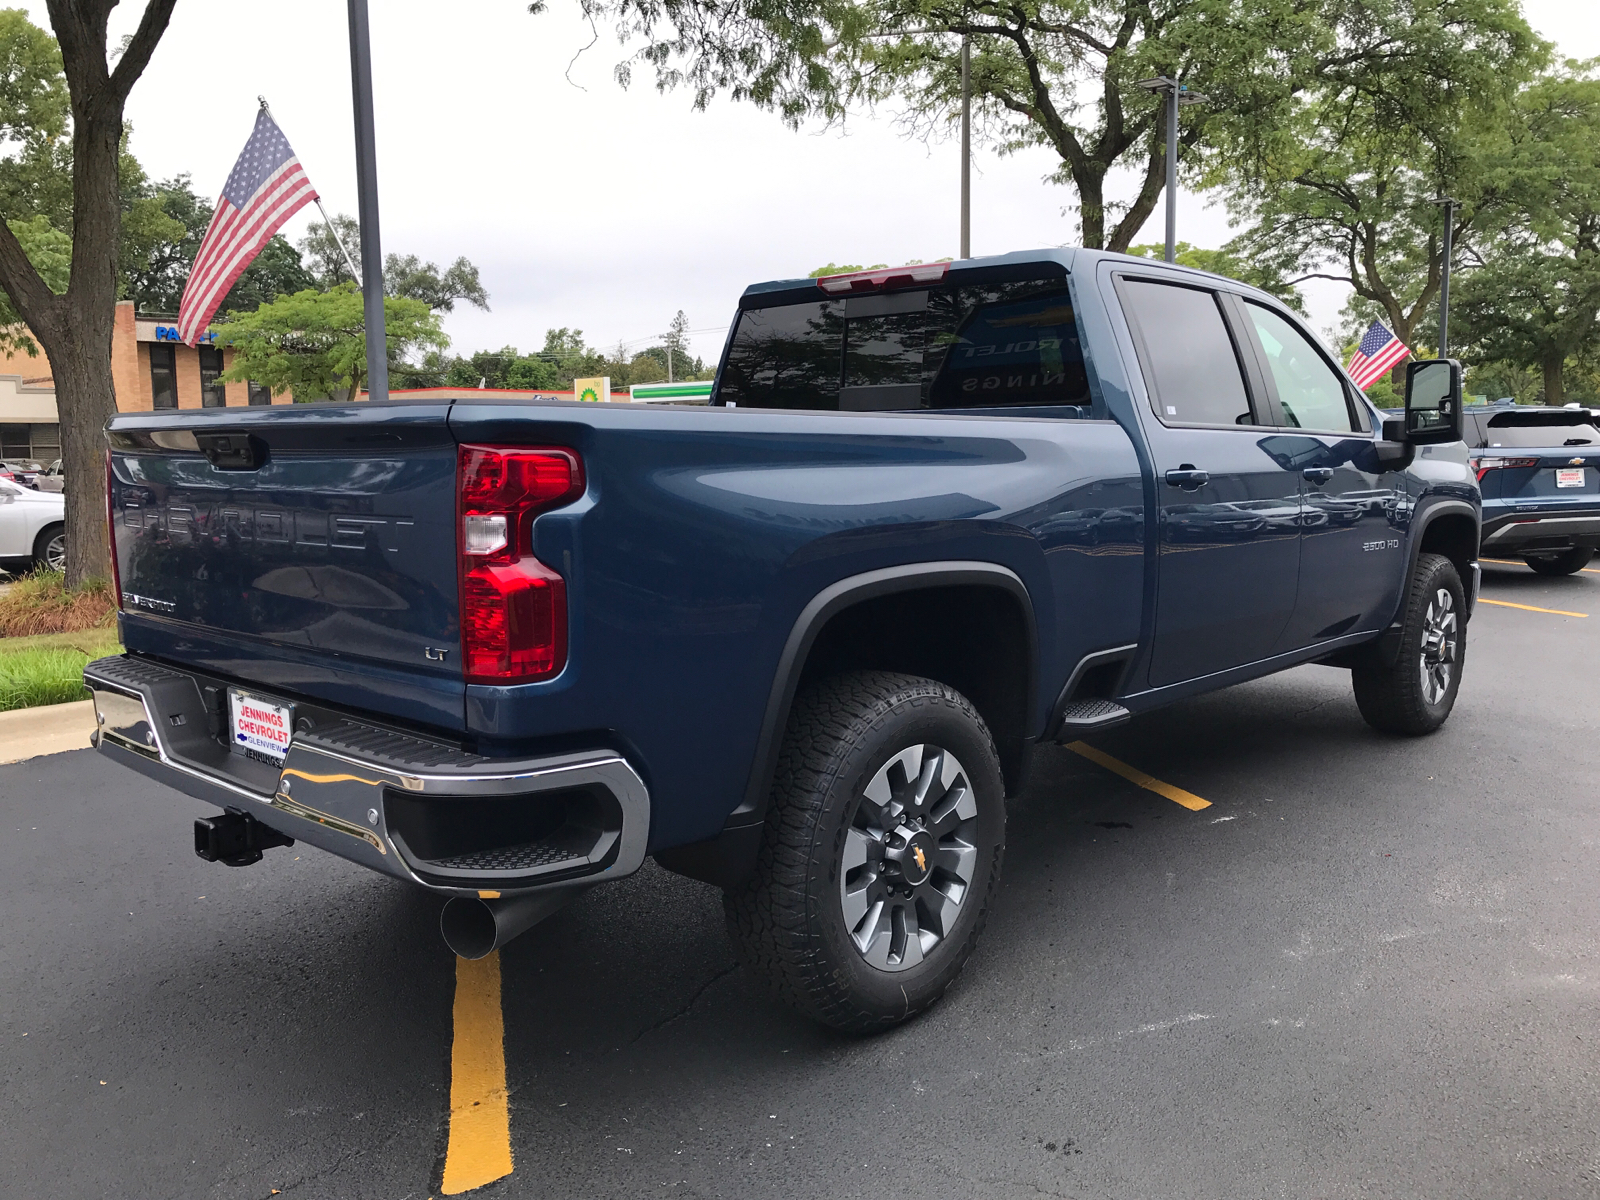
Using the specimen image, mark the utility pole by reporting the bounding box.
[1136,76,1206,263]
[960,36,971,259]
[347,0,388,402]
[1430,196,1457,357]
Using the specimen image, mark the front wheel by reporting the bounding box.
[723,671,1006,1033]
[32,523,64,572]
[1352,552,1465,736]
[1523,547,1593,576]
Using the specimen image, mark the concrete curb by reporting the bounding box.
[0,698,96,764]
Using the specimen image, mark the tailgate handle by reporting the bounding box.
[196,432,265,470]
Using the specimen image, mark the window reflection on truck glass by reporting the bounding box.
[718,300,844,409]
[1246,303,1355,432]
[926,288,1089,408]
[721,278,1090,411]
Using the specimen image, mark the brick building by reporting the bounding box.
[0,300,291,460]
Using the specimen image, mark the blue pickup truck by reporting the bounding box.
[86,249,1479,1032]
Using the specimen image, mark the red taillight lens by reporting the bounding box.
[1470,455,1537,481]
[458,445,583,683]
[105,448,123,608]
[462,559,566,679]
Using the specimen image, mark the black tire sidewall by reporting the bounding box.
[802,687,1005,1020]
[1524,548,1593,576]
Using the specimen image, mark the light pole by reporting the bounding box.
[960,36,971,259]
[347,0,388,402]
[1430,195,1458,357]
[1136,76,1206,263]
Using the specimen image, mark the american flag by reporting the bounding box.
[1346,320,1411,390]
[177,109,319,345]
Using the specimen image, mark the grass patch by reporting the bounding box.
[0,569,117,637]
[0,637,119,711]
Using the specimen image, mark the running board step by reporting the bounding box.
[1055,697,1131,734]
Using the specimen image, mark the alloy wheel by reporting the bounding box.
[44,532,65,572]
[1418,587,1457,705]
[838,743,979,972]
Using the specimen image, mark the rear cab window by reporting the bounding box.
[715,267,1096,414]
[1479,412,1600,448]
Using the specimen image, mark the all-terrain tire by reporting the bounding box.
[1351,552,1466,736]
[722,671,1006,1034]
[1523,547,1593,576]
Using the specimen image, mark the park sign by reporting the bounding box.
[574,377,611,403]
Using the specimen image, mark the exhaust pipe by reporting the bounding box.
[440,885,591,959]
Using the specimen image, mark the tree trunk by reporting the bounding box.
[0,0,177,588]
[1076,169,1107,251]
[1544,353,1565,406]
[1387,315,1416,391]
[42,325,116,588]
[51,104,123,588]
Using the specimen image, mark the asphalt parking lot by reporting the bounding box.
[5,559,1600,1200]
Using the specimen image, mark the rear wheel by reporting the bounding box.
[32,523,64,572]
[723,671,1005,1033]
[1523,547,1593,576]
[1352,552,1465,736]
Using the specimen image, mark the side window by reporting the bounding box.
[1121,280,1254,427]
[1245,303,1357,433]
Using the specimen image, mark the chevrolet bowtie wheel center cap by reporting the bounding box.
[887,829,937,886]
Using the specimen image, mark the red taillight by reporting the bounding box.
[458,445,582,683]
[1470,455,1537,482]
[106,449,123,608]
[814,261,950,295]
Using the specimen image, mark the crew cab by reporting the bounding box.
[85,249,1479,1032]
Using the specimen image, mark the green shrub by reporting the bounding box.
[0,639,121,711]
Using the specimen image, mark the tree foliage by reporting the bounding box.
[1126,240,1306,312]
[558,0,1538,252]
[1216,0,1542,381]
[300,212,490,313]
[120,174,313,314]
[396,323,711,391]
[218,284,447,403]
[1452,63,1600,405]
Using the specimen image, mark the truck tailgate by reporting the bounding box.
[107,404,464,732]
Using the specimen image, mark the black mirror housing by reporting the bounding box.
[1403,358,1464,445]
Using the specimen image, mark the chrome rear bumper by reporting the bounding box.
[84,654,650,896]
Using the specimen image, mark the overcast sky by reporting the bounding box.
[23,0,1600,365]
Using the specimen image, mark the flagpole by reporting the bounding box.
[347,0,388,402]
[313,198,363,287]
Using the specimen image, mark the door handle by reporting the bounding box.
[1302,467,1334,485]
[1164,468,1210,489]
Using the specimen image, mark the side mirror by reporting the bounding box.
[1403,358,1463,445]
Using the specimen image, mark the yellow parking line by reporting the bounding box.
[1478,597,1588,618]
[441,952,513,1195]
[1481,557,1600,575]
[1065,741,1211,811]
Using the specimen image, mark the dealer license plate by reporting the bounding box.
[1556,467,1586,488]
[228,689,294,764]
